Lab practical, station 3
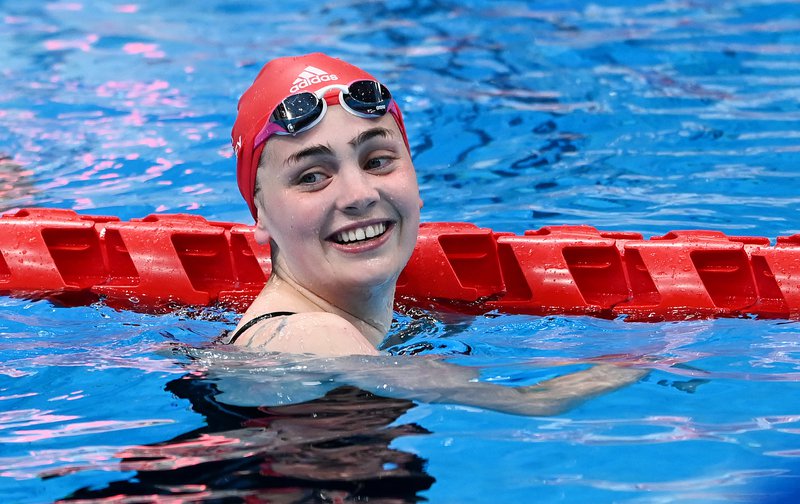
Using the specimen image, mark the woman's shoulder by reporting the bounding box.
[232,311,380,357]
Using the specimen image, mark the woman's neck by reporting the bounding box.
[265,270,395,348]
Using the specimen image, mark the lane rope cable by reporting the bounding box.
[2,208,799,321]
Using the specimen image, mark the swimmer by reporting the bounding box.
[226,53,647,415]
[229,53,419,356]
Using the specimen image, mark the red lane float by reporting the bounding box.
[1,208,800,321]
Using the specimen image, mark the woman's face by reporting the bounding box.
[253,105,421,297]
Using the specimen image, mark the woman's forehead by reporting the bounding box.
[265,107,402,165]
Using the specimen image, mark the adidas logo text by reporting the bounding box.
[290,66,338,93]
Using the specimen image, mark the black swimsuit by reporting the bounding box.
[227,311,296,344]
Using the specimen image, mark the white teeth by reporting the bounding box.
[336,222,387,244]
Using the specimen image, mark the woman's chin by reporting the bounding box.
[332,266,402,293]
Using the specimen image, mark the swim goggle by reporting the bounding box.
[254,80,398,148]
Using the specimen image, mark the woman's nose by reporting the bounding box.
[337,165,379,213]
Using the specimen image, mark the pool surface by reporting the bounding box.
[2,1,800,502]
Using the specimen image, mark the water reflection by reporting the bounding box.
[61,376,434,503]
[0,155,36,212]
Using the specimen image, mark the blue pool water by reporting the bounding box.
[2,1,800,502]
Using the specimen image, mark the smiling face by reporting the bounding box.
[253,105,421,301]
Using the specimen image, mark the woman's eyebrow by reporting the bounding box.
[286,144,334,166]
[285,127,394,166]
[349,127,393,148]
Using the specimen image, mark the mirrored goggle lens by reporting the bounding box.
[343,80,392,115]
[271,92,324,134]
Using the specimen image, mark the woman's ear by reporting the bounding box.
[254,219,271,245]
[419,197,424,209]
[253,199,271,245]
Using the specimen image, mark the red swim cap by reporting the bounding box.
[231,53,409,220]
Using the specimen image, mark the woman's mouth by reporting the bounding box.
[332,222,390,245]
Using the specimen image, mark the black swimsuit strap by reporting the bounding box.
[227,311,296,344]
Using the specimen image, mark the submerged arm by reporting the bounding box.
[337,357,647,417]
[204,350,647,417]
[225,313,646,416]
[436,363,646,416]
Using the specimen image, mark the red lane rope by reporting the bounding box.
[2,208,799,321]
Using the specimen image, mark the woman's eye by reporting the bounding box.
[365,156,394,171]
[298,172,325,185]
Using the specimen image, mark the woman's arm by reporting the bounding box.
[327,356,648,417]
[424,362,647,416]
[226,317,647,416]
